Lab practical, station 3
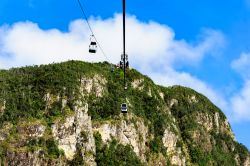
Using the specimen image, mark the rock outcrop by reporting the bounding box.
[93,116,149,162]
[52,101,96,165]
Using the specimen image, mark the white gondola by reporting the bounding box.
[89,36,97,53]
[121,103,128,113]
[89,41,97,53]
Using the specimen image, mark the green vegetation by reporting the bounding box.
[0,61,249,165]
[27,137,64,159]
[68,143,85,166]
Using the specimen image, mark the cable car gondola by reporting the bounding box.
[121,103,128,113]
[89,35,97,53]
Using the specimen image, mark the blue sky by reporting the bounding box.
[0,0,250,150]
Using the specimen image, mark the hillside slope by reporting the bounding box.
[0,61,249,166]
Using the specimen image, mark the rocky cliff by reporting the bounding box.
[0,61,249,166]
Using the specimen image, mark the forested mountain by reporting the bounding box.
[0,61,249,166]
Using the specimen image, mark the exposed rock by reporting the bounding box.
[244,156,250,166]
[4,150,66,166]
[0,132,7,141]
[162,128,185,166]
[74,101,96,165]
[148,88,152,97]
[80,75,107,97]
[211,111,235,140]
[17,123,46,139]
[132,79,144,90]
[235,154,240,166]
[43,93,60,110]
[188,95,198,103]
[0,123,12,141]
[94,117,148,162]
[170,99,178,108]
[93,123,116,143]
[162,129,178,153]
[170,148,186,166]
[196,113,213,132]
[214,112,220,133]
[0,100,6,115]
[220,119,235,141]
[159,92,164,100]
[148,153,167,166]
[52,116,76,160]
[62,97,67,110]
[191,129,213,152]
[52,101,96,165]
[29,125,46,138]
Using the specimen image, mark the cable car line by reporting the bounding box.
[122,0,129,91]
[77,0,129,113]
[120,0,129,113]
[76,0,111,63]
[123,0,126,89]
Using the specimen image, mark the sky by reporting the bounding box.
[0,0,250,150]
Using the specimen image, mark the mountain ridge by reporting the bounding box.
[0,60,249,166]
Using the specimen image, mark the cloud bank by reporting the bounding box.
[1,14,248,122]
[232,52,250,79]
[0,14,224,68]
[230,53,250,121]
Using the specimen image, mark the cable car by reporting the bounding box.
[89,36,97,53]
[89,41,97,53]
[121,103,128,113]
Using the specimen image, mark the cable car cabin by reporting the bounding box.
[121,103,128,113]
[89,41,97,53]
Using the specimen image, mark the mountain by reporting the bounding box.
[0,61,249,166]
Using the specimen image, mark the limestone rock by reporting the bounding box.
[52,101,96,165]
[170,99,178,108]
[162,128,186,166]
[4,150,66,166]
[17,123,46,139]
[0,100,6,115]
[132,79,144,90]
[80,75,107,97]
[94,117,148,162]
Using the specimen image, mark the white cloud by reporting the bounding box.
[231,80,250,121]
[0,14,230,120]
[231,52,250,79]
[229,53,250,121]
[0,14,225,69]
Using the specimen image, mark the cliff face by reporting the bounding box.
[0,61,249,166]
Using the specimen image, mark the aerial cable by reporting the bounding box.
[120,0,129,113]
[76,0,111,63]
[123,0,126,89]
[121,0,129,90]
